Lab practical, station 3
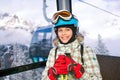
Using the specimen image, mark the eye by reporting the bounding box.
[66,28,71,31]
[58,29,63,32]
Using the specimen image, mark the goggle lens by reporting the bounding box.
[52,10,72,23]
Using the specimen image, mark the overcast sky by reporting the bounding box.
[0,0,120,38]
[0,0,120,25]
[0,0,120,56]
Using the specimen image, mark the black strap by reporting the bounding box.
[55,47,58,60]
[54,44,84,64]
[81,44,84,64]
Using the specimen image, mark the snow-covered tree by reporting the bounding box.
[8,43,43,80]
[95,34,109,55]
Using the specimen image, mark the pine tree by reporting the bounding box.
[95,34,109,55]
[8,43,33,80]
[8,43,43,80]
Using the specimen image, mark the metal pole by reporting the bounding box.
[56,0,72,13]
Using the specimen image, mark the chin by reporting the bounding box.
[62,41,69,44]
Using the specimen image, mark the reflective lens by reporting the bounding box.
[52,10,72,24]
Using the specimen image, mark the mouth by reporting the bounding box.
[61,36,69,40]
[59,36,70,43]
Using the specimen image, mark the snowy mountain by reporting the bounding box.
[0,12,34,32]
[0,12,35,46]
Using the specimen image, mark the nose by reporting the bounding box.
[62,30,66,35]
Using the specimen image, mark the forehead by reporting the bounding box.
[57,27,71,29]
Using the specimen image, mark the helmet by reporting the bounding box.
[52,10,79,44]
[52,10,78,28]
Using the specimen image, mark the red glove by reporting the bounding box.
[65,53,84,79]
[48,55,68,80]
[53,55,68,74]
[48,67,57,80]
[69,63,84,79]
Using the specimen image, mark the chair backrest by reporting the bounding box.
[97,55,120,80]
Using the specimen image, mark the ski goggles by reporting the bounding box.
[52,10,72,24]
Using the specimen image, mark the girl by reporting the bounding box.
[41,10,102,80]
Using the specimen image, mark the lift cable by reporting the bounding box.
[78,0,120,18]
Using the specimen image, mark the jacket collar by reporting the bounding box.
[53,33,84,47]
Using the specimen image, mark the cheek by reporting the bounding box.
[57,32,62,38]
[57,32,61,36]
[70,31,73,34]
[68,31,73,37]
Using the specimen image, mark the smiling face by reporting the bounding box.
[57,27,73,44]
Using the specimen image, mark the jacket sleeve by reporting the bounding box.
[81,46,102,80]
[41,48,56,80]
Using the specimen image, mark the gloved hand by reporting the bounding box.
[54,55,68,74]
[65,53,84,79]
[48,55,68,80]
[69,63,84,79]
[48,67,57,80]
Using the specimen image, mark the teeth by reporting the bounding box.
[62,37,68,40]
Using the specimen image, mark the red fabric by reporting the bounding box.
[65,55,84,79]
[48,54,84,79]
[73,63,84,78]
[48,67,57,80]
[54,55,68,74]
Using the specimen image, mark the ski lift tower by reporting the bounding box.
[56,0,72,13]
